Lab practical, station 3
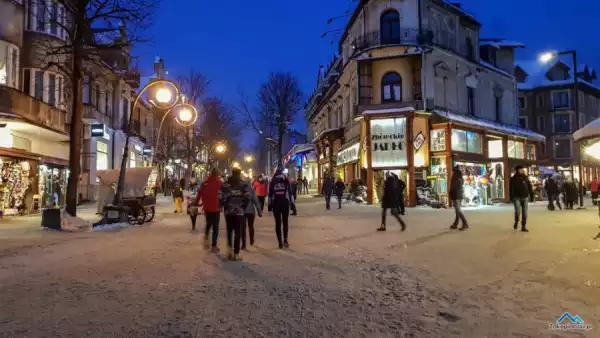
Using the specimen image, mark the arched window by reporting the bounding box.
[380,10,401,45]
[381,72,402,102]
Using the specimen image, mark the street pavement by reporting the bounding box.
[0,197,599,337]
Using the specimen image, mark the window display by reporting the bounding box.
[488,162,505,200]
[526,144,536,160]
[488,140,503,158]
[455,162,489,207]
[39,165,67,208]
[507,140,525,159]
[0,159,31,216]
[430,129,446,152]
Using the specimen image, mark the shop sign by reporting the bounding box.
[370,118,407,168]
[91,124,110,140]
[143,146,152,155]
[336,143,359,166]
[413,132,425,151]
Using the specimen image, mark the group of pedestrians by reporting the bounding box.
[189,168,295,261]
[320,175,347,210]
[544,175,586,210]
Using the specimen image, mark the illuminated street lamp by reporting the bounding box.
[232,161,240,168]
[244,154,254,163]
[153,101,199,164]
[213,143,227,154]
[539,49,584,207]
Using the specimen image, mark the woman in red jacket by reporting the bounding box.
[194,168,223,252]
[252,174,269,211]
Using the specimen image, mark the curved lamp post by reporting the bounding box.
[153,101,200,165]
[107,79,180,223]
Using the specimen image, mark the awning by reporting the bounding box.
[573,117,600,143]
[283,144,316,165]
[311,127,344,143]
[434,110,545,142]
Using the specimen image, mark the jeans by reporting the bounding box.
[324,194,331,210]
[204,212,220,247]
[225,215,244,254]
[190,215,197,230]
[242,214,255,247]
[336,194,343,208]
[452,200,468,226]
[258,196,266,212]
[273,200,290,245]
[513,198,528,226]
[592,191,598,205]
[381,207,406,228]
[548,193,562,210]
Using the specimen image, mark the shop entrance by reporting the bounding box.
[455,161,489,207]
[38,164,67,208]
[372,169,408,205]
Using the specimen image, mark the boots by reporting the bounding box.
[203,237,210,249]
[521,225,529,232]
[377,225,386,232]
[227,247,234,260]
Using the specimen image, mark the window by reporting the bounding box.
[526,144,536,160]
[555,139,571,158]
[537,94,544,108]
[129,151,136,168]
[537,116,545,133]
[121,98,129,128]
[518,96,526,109]
[488,140,503,158]
[94,83,100,107]
[579,92,585,108]
[553,114,571,133]
[467,87,475,115]
[495,97,501,122]
[27,1,67,39]
[57,76,63,107]
[82,76,90,104]
[451,129,482,153]
[36,1,46,32]
[580,113,586,129]
[507,140,524,159]
[380,10,400,45]
[96,141,108,171]
[50,1,58,35]
[552,90,570,109]
[430,129,446,152]
[0,42,20,88]
[22,69,30,94]
[34,71,44,100]
[490,50,497,67]
[48,74,56,106]
[466,38,475,61]
[519,116,527,129]
[381,72,402,102]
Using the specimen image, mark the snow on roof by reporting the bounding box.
[362,107,415,115]
[480,61,513,78]
[480,39,525,49]
[515,57,600,91]
[311,127,344,143]
[574,117,600,142]
[434,110,546,141]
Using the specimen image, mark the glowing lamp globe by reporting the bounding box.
[155,88,172,104]
[179,108,193,122]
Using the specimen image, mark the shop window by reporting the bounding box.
[487,140,503,158]
[553,114,570,134]
[507,140,524,159]
[451,129,481,153]
[381,72,402,102]
[430,129,446,152]
[129,151,136,168]
[489,162,505,200]
[96,141,108,171]
[526,144,536,160]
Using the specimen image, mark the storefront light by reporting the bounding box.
[584,141,600,159]
[0,128,13,148]
[414,153,425,167]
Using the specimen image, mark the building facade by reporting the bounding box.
[516,58,600,184]
[305,0,545,207]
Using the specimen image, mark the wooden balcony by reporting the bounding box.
[0,85,67,133]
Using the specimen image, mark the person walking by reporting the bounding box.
[253,174,269,212]
[334,178,346,209]
[544,176,562,211]
[391,173,407,215]
[449,166,468,230]
[509,165,534,232]
[219,167,250,261]
[242,183,263,249]
[303,177,309,194]
[289,178,298,216]
[591,177,599,205]
[194,168,223,252]
[172,181,184,213]
[377,172,406,232]
[268,169,294,249]
[563,178,578,209]
[321,175,334,210]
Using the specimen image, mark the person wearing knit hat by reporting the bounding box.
[509,165,534,232]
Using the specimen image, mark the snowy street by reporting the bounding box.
[1,198,599,337]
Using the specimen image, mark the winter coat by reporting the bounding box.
[268,174,294,205]
[253,179,268,197]
[321,178,334,195]
[563,181,578,202]
[449,169,464,201]
[381,175,401,209]
[509,173,533,200]
[334,181,346,196]
[195,175,223,212]
[290,181,298,196]
[219,177,250,216]
[172,186,183,199]
[244,185,262,216]
[544,179,559,195]
[591,180,599,193]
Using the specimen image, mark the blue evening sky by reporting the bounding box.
[135,0,599,143]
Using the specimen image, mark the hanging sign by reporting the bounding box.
[336,143,359,166]
[370,117,407,168]
[413,132,425,151]
[91,124,104,137]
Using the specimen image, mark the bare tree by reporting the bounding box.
[33,0,159,216]
[240,72,304,168]
[198,97,241,172]
[176,69,210,188]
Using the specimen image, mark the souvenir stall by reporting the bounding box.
[0,158,32,216]
[454,161,490,207]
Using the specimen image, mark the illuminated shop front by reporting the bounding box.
[336,141,360,184]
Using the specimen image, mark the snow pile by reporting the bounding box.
[91,222,134,232]
[61,211,92,232]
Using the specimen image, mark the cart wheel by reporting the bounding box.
[145,206,155,222]
[128,208,146,225]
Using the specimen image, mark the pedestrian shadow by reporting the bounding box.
[300,231,379,247]
[389,230,455,249]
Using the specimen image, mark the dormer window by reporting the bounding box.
[380,10,400,45]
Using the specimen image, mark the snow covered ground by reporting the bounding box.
[0,199,599,337]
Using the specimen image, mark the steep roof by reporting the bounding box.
[480,38,525,49]
[515,56,600,92]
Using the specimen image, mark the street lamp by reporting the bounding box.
[244,154,254,163]
[232,161,240,168]
[213,142,227,154]
[105,79,180,224]
[154,101,200,163]
[539,50,584,208]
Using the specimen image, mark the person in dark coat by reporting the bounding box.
[509,165,534,232]
[377,172,406,232]
[334,178,346,209]
[544,177,562,210]
[449,166,468,230]
[321,175,334,210]
[391,173,407,215]
[563,178,578,209]
[289,178,298,215]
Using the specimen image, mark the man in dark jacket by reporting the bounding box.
[377,172,406,232]
[268,169,295,249]
[289,178,298,216]
[509,165,534,232]
[544,176,562,211]
[219,167,250,261]
[334,178,346,209]
[449,166,468,230]
[391,173,407,215]
[321,175,334,210]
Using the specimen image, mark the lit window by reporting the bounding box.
[381,72,402,102]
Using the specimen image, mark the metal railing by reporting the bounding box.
[352,28,426,53]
